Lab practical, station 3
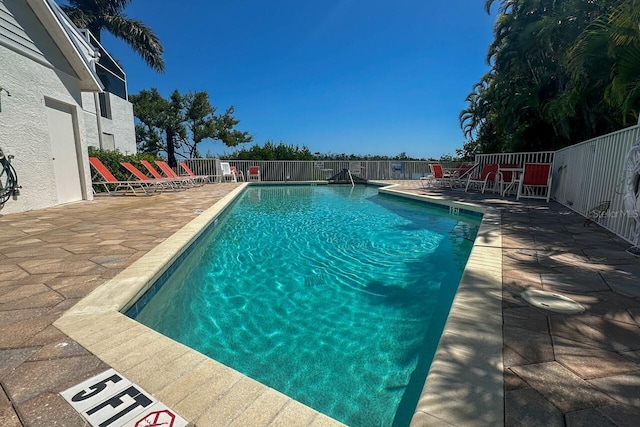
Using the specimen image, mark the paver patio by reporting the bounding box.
[0,181,638,426]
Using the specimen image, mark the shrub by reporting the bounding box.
[88,148,159,189]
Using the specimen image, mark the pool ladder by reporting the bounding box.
[347,169,355,187]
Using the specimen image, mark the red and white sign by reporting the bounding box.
[122,403,186,427]
[61,369,187,427]
[134,408,175,427]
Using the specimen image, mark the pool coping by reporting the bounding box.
[54,183,503,426]
[378,184,504,426]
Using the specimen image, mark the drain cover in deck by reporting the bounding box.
[521,289,585,314]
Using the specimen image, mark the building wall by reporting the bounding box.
[101,93,136,154]
[0,0,77,77]
[81,91,100,150]
[0,41,92,215]
[81,91,136,154]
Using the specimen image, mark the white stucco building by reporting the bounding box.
[75,28,136,155]
[0,0,136,214]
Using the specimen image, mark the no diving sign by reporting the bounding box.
[61,369,187,427]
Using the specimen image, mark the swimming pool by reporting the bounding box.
[127,185,481,426]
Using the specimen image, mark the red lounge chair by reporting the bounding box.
[517,163,553,202]
[88,157,156,195]
[140,160,184,189]
[465,163,499,193]
[140,160,165,179]
[154,160,197,187]
[120,162,179,191]
[180,161,214,183]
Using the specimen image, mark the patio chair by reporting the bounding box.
[180,161,213,184]
[88,157,155,195]
[247,165,261,182]
[450,163,478,188]
[230,166,244,182]
[429,164,452,187]
[465,163,499,193]
[517,163,553,202]
[154,160,198,187]
[221,162,236,182]
[420,173,435,188]
[120,162,179,191]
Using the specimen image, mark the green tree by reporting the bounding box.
[461,0,637,153]
[182,91,253,158]
[565,0,640,123]
[130,88,185,167]
[224,141,313,160]
[129,88,167,156]
[60,0,165,72]
[131,88,251,165]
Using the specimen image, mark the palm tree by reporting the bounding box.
[60,0,164,72]
[567,0,640,121]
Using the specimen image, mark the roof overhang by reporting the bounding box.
[26,0,103,92]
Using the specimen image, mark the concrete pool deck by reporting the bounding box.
[0,181,639,425]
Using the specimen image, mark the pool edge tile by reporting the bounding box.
[55,184,499,427]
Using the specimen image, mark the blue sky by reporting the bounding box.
[99,0,497,159]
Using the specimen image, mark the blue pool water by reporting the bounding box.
[128,185,481,426]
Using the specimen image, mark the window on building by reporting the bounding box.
[102,133,115,151]
[98,93,111,119]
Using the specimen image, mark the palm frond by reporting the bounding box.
[103,15,165,73]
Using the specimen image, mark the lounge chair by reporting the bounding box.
[88,157,155,195]
[465,163,499,193]
[120,162,179,191]
[140,160,169,180]
[247,165,261,182]
[221,162,236,182]
[140,160,186,190]
[180,161,215,183]
[154,160,198,187]
[517,163,553,202]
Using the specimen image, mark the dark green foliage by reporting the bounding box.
[222,141,428,161]
[88,147,157,183]
[462,0,640,153]
[223,141,313,160]
[131,88,252,163]
[59,0,164,72]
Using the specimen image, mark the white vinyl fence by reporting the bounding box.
[182,159,437,181]
[552,125,640,245]
[183,127,640,245]
[474,151,556,169]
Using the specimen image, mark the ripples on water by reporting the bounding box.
[134,185,481,426]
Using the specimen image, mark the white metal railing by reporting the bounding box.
[552,125,640,245]
[183,131,639,245]
[181,160,438,181]
[182,157,555,182]
[474,151,555,169]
